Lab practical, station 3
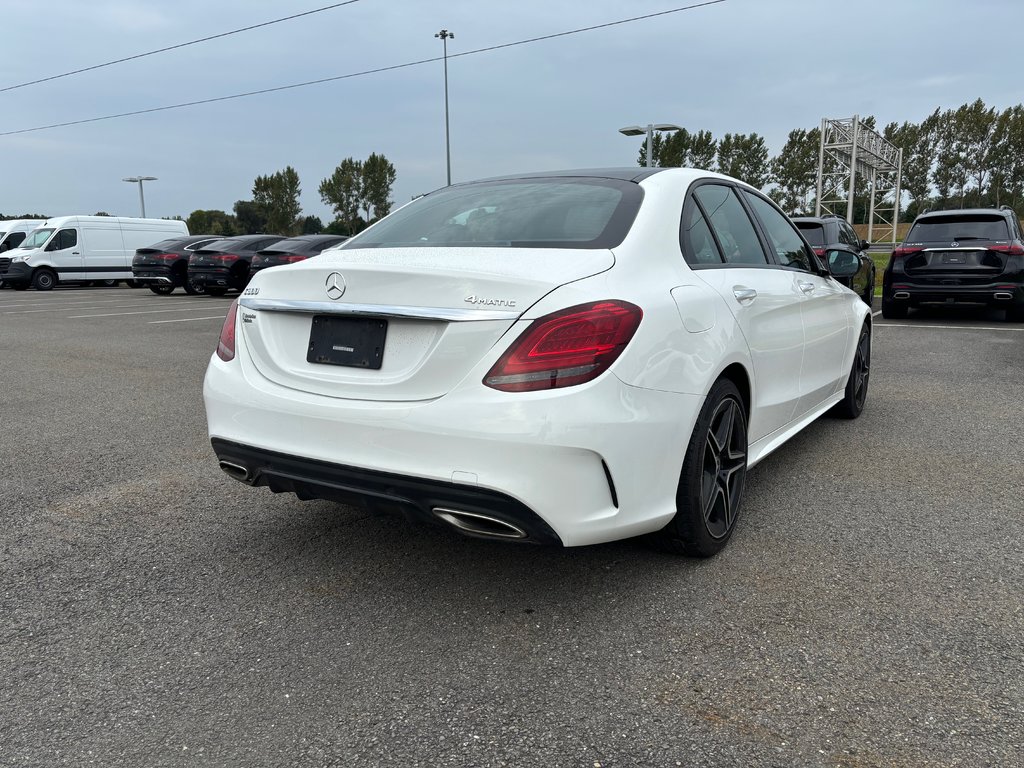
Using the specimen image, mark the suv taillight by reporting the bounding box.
[483,300,642,392]
[216,300,238,362]
[988,243,1024,255]
[893,246,922,257]
[212,253,241,263]
[153,252,177,261]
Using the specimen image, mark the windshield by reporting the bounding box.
[344,178,643,250]
[907,216,1009,242]
[20,228,54,249]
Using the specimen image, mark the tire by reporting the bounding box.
[881,296,907,319]
[148,285,174,295]
[649,379,748,558]
[205,287,227,297]
[127,279,143,289]
[184,280,204,296]
[832,323,871,419]
[862,271,875,306]
[31,268,57,291]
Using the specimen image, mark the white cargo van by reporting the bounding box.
[0,220,45,253]
[0,216,189,290]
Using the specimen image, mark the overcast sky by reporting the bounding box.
[1,0,1020,224]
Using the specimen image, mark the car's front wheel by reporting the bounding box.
[650,378,747,558]
[31,268,57,291]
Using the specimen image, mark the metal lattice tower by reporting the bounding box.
[815,115,903,245]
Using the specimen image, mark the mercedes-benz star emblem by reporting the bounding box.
[325,272,347,300]
[951,241,959,247]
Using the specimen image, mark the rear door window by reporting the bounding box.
[692,184,767,265]
[795,223,825,248]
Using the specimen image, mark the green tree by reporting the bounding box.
[301,215,324,234]
[319,158,363,235]
[716,133,770,188]
[186,209,238,235]
[253,165,302,235]
[233,200,269,234]
[769,127,820,214]
[361,152,397,220]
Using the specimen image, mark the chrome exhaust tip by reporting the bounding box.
[219,460,251,483]
[893,291,910,299]
[432,507,528,540]
[994,292,1013,300]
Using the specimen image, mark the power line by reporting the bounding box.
[0,0,366,94]
[0,0,726,138]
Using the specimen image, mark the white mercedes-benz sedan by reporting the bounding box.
[204,168,871,557]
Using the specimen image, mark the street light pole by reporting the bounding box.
[435,29,454,186]
[122,176,158,217]
[618,124,684,167]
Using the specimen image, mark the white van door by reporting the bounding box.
[45,228,84,280]
[82,222,130,281]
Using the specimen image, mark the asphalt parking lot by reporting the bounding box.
[1,286,1021,767]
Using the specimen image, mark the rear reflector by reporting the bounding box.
[484,300,642,392]
[217,300,239,362]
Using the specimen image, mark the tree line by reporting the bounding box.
[638,99,1024,223]
[186,152,397,237]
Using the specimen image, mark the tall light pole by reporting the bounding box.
[619,124,683,167]
[123,176,157,217]
[435,29,454,186]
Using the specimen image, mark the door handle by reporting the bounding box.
[798,281,815,293]
[732,287,757,303]
[72,251,80,255]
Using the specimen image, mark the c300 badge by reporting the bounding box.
[242,286,259,296]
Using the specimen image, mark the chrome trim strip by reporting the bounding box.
[921,247,986,252]
[239,297,520,322]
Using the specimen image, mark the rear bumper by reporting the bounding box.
[132,264,176,285]
[189,266,236,288]
[211,438,563,545]
[203,337,701,547]
[885,280,1024,306]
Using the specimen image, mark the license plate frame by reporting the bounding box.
[307,315,387,369]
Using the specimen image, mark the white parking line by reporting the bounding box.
[875,323,1024,331]
[6,303,163,314]
[148,316,226,324]
[871,310,881,317]
[68,307,227,318]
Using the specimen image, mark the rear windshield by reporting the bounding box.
[345,178,643,250]
[907,215,1009,242]
[199,238,248,252]
[794,223,825,247]
[146,238,179,251]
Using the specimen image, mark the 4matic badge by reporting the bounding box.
[464,295,516,308]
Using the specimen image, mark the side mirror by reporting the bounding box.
[860,239,870,250]
[826,248,860,278]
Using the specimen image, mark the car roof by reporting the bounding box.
[462,167,666,185]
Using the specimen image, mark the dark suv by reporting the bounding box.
[187,234,285,296]
[882,207,1024,321]
[792,215,875,305]
[132,235,222,295]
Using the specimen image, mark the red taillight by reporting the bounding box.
[212,253,241,263]
[483,300,642,392]
[278,254,307,263]
[988,243,1024,255]
[216,300,238,362]
[812,248,825,257]
[153,252,177,261]
[893,246,922,258]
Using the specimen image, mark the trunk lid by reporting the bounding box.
[903,246,1009,285]
[238,246,614,401]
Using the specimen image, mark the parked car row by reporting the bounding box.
[0,215,348,293]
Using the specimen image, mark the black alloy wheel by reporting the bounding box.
[184,280,205,295]
[31,269,57,291]
[650,378,748,557]
[833,324,870,419]
[149,284,174,295]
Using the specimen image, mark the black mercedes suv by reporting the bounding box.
[882,207,1024,321]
